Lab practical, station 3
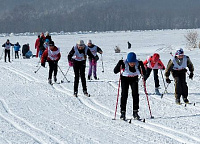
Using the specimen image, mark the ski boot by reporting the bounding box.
[54,76,57,82]
[183,98,189,104]
[120,111,126,120]
[155,87,161,95]
[74,91,78,97]
[88,75,92,80]
[48,79,52,85]
[133,110,140,120]
[83,91,90,97]
[175,98,181,105]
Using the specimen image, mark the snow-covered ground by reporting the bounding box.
[0,29,200,144]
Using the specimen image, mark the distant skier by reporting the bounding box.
[143,53,165,95]
[87,40,103,80]
[2,39,14,62]
[13,42,21,59]
[45,32,52,42]
[128,41,131,49]
[39,32,46,58]
[35,35,40,58]
[165,48,194,104]
[114,52,146,120]
[22,43,30,58]
[41,41,61,84]
[68,40,95,97]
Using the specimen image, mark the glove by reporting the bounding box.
[189,72,193,79]
[69,61,73,67]
[166,78,171,84]
[94,55,99,61]
[41,63,45,67]
[162,67,165,70]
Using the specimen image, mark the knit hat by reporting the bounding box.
[152,53,160,62]
[49,41,55,46]
[127,52,137,63]
[77,40,85,46]
[87,40,92,44]
[175,48,184,56]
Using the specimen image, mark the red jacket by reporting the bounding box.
[41,46,61,64]
[35,38,40,49]
[143,56,165,69]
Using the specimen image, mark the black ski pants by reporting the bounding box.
[15,51,19,59]
[172,71,188,99]
[73,60,87,93]
[120,76,139,113]
[48,61,58,80]
[144,68,159,88]
[4,49,10,62]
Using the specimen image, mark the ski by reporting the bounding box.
[117,118,145,123]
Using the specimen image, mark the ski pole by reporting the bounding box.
[161,83,171,98]
[140,67,154,119]
[58,65,70,83]
[61,66,71,83]
[113,66,122,120]
[101,54,104,72]
[160,69,167,92]
[34,65,42,73]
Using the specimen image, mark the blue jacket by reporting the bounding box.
[14,44,21,51]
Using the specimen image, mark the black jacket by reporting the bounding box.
[114,60,146,76]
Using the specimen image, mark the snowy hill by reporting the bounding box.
[0,29,200,144]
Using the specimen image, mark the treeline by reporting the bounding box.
[0,0,200,33]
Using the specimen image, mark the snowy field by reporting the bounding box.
[0,29,200,144]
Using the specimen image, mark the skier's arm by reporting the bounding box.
[68,47,75,62]
[114,60,125,74]
[10,43,14,46]
[186,56,194,72]
[41,49,48,64]
[2,43,5,47]
[158,60,165,69]
[87,49,95,59]
[97,47,103,54]
[138,61,146,76]
[165,60,173,78]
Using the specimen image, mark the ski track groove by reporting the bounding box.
[0,99,64,144]
[0,136,11,144]
[108,81,200,144]
[54,84,151,143]
[2,63,200,143]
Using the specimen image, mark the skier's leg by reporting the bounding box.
[8,50,10,62]
[120,76,129,113]
[153,69,160,88]
[88,60,92,79]
[181,73,189,103]
[130,77,139,112]
[144,68,152,81]
[93,61,97,79]
[80,61,87,92]
[73,61,80,93]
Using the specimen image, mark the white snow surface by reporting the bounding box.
[0,29,200,144]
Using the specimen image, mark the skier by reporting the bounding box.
[114,52,146,120]
[143,53,165,95]
[128,41,131,49]
[13,42,21,59]
[45,32,52,42]
[87,40,103,80]
[2,39,14,62]
[39,32,46,58]
[41,41,61,84]
[35,35,40,57]
[22,43,30,58]
[165,48,194,104]
[68,40,95,97]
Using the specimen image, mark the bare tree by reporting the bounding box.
[185,31,199,49]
